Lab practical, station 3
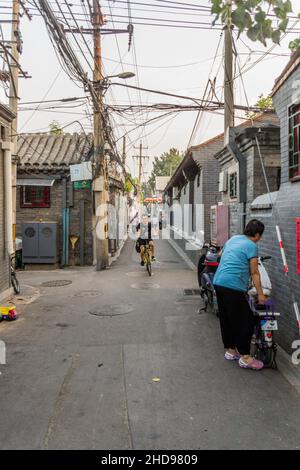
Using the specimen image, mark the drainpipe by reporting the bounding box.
[2,140,14,255]
[227,129,247,232]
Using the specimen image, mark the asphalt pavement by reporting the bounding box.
[0,239,299,450]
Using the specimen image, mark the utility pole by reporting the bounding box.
[224,21,234,145]
[8,0,20,250]
[133,141,148,202]
[92,0,109,270]
[122,136,126,167]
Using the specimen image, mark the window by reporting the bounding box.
[229,172,237,199]
[20,186,50,208]
[288,103,300,179]
[197,173,201,187]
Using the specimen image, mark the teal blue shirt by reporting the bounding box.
[213,235,258,292]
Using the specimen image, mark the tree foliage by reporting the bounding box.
[124,174,138,194]
[141,181,153,198]
[245,93,273,119]
[210,0,298,47]
[148,148,184,192]
[289,38,300,51]
[49,121,64,135]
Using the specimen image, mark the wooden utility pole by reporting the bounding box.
[133,141,148,202]
[92,0,109,270]
[9,0,20,246]
[224,22,234,145]
[122,136,126,167]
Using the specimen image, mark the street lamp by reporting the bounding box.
[94,71,135,89]
[106,72,135,80]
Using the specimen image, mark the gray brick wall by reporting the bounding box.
[250,183,300,353]
[252,67,300,353]
[169,137,223,264]
[220,130,281,237]
[0,146,10,295]
[273,65,300,184]
[16,176,93,265]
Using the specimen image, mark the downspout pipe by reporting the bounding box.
[227,129,247,232]
[2,141,14,256]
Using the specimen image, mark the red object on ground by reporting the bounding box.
[8,309,17,320]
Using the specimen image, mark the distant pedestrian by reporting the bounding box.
[213,219,267,370]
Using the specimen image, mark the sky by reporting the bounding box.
[1,0,300,180]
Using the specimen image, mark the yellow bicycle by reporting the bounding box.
[143,243,152,277]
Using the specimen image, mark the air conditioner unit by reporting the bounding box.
[218,171,228,192]
[22,222,58,264]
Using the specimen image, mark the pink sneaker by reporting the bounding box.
[224,351,241,361]
[238,357,264,370]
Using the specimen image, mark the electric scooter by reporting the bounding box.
[248,256,279,369]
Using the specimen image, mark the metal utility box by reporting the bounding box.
[22,222,58,264]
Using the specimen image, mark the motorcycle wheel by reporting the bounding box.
[207,289,218,316]
[254,346,277,368]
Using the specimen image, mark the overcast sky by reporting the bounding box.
[1,0,300,179]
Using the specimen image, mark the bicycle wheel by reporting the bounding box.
[146,254,152,276]
[11,271,20,295]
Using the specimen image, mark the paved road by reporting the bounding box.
[0,240,299,449]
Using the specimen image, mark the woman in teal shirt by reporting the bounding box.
[214,219,266,370]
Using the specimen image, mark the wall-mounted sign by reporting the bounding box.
[74,180,91,190]
[70,162,93,182]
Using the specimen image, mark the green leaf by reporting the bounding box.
[211,0,222,15]
[289,38,300,51]
[284,0,292,13]
[232,6,247,30]
[247,23,261,41]
[255,11,266,23]
[272,29,281,44]
[279,17,289,31]
[262,19,273,38]
[274,6,288,20]
[244,12,253,29]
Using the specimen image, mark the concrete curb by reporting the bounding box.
[276,345,300,395]
[167,238,197,271]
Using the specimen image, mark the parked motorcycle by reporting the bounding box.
[198,244,220,315]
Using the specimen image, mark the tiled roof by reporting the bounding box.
[17,132,94,172]
[164,111,279,192]
[190,111,278,152]
[272,48,300,96]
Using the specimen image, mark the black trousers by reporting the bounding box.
[214,285,254,355]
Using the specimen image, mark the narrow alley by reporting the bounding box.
[0,240,299,450]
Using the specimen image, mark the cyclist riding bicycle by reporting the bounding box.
[136,213,156,266]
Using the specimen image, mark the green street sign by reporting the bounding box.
[74,180,91,189]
